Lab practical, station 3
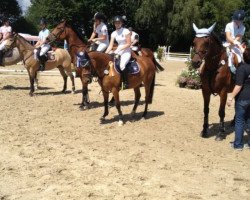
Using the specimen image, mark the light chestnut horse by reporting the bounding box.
[9,34,75,96]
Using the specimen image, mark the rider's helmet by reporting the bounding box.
[2,17,10,24]
[93,12,104,21]
[40,18,47,25]
[232,10,245,21]
[113,16,124,23]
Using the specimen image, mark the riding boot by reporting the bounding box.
[39,55,47,71]
[121,68,129,90]
[0,50,5,66]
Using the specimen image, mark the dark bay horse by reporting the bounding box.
[192,23,236,141]
[47,20,163,109]
[81,51,157,125]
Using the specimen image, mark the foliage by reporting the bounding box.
[157,46,165,61]
[1,0,248,51]
[177,60,201,90]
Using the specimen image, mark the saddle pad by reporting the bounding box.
[114,59,140,75]
[76,51,89,68]
[47,51,56,61]
[5,49,13,58]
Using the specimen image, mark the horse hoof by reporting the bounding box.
[29,93,34,97]
[200,132,208,138]
[215,135,224,141]
[118,120,124,126]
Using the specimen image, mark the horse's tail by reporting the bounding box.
[153,56,164,72]
[149,74,156,104]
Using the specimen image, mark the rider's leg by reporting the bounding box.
[96,43,108,52]
[39,44,51,71]
[120,51,131,89]
[0,42,6,66]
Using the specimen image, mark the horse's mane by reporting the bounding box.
[17,34,35,49]
[65,23,87,44]
[211,32,223,47]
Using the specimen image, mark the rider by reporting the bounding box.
[129,27,139,51]
[105,16,132,89]
[225,10,246,69]
[34,18,51,71]
[88,12,109,52]
[0,18,12,66]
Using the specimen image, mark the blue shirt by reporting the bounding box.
[38,28,50,42]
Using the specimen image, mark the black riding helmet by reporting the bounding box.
[40,18,47,25]
[113,16,124,23]
[232,10,245,21]
[93,12,105,21]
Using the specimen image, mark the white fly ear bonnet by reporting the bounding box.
[193,23,216,37]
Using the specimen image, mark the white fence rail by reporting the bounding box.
[158,46,192,62]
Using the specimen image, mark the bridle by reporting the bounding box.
[193,35,212,62]
[49,24,67,42]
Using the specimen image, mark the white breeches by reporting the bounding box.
[96,43,108,52]
[228,45,242,67]
[40,44,51,56]
[0,40,7,51]
[119,51,131,71]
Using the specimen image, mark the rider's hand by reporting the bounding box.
[227,97,234,107]
[233,40,241,46]
[88,39,92,42]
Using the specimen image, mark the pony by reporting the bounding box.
[192,23,235,140]
[81,51,157,125]
[8,34,75,96]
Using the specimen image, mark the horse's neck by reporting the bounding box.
[205,38,223,69]
[16,37,34,58]
[66,28,87,51]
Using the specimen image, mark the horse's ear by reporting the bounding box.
[208,23,216,33]
[193,23,199,33]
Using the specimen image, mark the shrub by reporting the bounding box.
[157,46,165,61]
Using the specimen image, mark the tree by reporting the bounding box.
[0,0,22,20]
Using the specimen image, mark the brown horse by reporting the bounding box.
[8,34,75,96]
[80,51,157,125]
[192,23,236,140]
[47,20,163,109]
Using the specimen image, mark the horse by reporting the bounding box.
[191,23,236,141]
[80,51,157,125]
[8,34,75,96]
[47,20,164,109]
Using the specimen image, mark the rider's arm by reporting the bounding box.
[105,36,115,53]
[226,32,239,45]
[88,32,97,42]
[131,34,139,46]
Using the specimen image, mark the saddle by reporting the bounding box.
[114,57,140,75]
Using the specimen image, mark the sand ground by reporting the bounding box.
[0,61,249,200]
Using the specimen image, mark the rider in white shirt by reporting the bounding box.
[34,18,51,71]
[105,16,132,89]
[129,27,139,51]
[225,10,246,68]
[88,13,109,52]
[0,18,12,66]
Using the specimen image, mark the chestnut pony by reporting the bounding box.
[47,20,163,111]
[192,23,236,140]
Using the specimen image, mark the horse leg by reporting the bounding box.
[34,71,39,90]
[216,90,227,141]
[112,88,124,126]
[109,96,115,107]
[201,89,211,138]
[28,71,36,96]
[80,86,90,110]
[66,71,75,93]
[131,86,141,118]
[57,66,68,93]
[101,90,109,120]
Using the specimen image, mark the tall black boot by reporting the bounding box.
[39,55,47,71]
[0,50,5,66]
[121,68,129,90]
